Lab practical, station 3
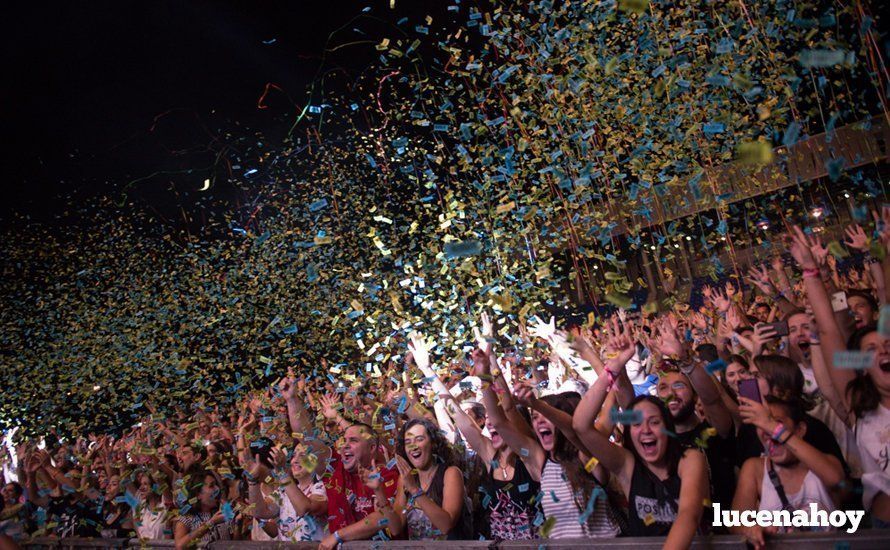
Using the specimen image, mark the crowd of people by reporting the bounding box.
[2,214,890,550]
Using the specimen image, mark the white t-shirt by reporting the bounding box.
[134,499,169,540]
[273,481,327,542]
[855,404,890,508]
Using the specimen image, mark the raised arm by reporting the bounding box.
[806,322,853,427]
[439,393,495,465]
[788,226,855,409]
[269,447,327,517]
[475,347,546,480]
[571,327,636,486]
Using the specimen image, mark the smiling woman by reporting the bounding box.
[391,419,471,540]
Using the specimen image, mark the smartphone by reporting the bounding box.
[762,321,789,338]
[738,378,763,404]
[831,291,849,313]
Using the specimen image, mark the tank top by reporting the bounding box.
[759,459,836,532]
[479,456,540,540]
[539,459,620,539]
[626,458,681,537]
[405,463,472,540]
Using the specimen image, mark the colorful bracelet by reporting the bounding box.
[802,268,820,279]
[770,422,787,443]
[778,430,794,445]
[333,530,344,544]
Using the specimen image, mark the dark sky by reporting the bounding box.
[1,0,436,226]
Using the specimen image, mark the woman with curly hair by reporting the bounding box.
[387,418,471,540]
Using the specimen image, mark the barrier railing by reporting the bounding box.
[17,531,889,550]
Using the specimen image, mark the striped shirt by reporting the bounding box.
[540,459,620,539]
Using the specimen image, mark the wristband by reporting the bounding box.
[802,268,820,279]
[333,530,344,544]
[770,422,786,443]
[778,430,794,445]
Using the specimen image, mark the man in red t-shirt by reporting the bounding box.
[280,375,399,549]
[318,422,399,549]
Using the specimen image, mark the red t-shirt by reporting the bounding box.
[324,449,399,533]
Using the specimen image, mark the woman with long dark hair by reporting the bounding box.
[387,418,470,540]
[440,380,541,540]
[572,331,708,546]
[173,469,237,550]
[481,347,621,539]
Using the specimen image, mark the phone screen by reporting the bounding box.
[738,378,763,404]
[767,321,789,338]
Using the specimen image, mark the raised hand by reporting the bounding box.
[787,226,818,270]
[568,327,596,357]
[805,232,829,267]
[407,332,432,374]
[360,459,382,491]
[239,451,267,481]
[512,382,538,407]
[528,315,557,342]
[470,347,490,377]
[655,317,685,358]
[278,369,297,401]
[751,322,779,355]
[603,317,636,370]
[844,224,869,251]
[395,455,420,494]
[746,264,775,295]
[317,393,341,421]
[473,311,496,354]
[705,285,732,312]
[269,446,289,471]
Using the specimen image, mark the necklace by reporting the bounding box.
[497,454,513,480]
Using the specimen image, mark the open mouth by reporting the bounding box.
[638,438,657,456]
[537,428,553,445]
[879,360,890,373]
[798,340,811,352]
[409,448,423,461]
[343,450,354,463]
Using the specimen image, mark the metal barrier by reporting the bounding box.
[16,532,889,550]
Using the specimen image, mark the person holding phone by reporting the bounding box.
[732,397,847,548]
[734,355,848,476]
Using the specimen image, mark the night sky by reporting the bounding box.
[1,0,435,227]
